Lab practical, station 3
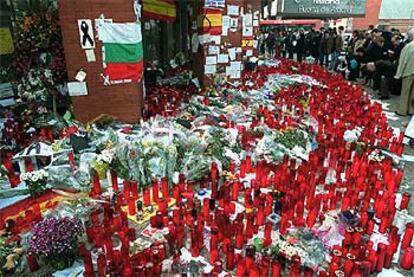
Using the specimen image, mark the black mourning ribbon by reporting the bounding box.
[25,143,41,156]
[81,21,94,47]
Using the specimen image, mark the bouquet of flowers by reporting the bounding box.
[28,217,83,271]
[0,236,24,273]
[91,149,114,179]
[11,0,68,114]
[16,68,55,102]
[254,127,311,163]
[20,169,49,197]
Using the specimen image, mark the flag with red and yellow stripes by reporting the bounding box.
[143,0,176,22]
[198,7,222,35]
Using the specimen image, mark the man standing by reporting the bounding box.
[330,31,343,71]
[296,29,306,63]
[284,31,294,59]
[395,28,414,116]
[266,31,275,58]
[319,31,332,67]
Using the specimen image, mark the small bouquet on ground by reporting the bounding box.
[28,217,83,271]
[91,149,114,179]
[1,235,24,273]
[20,169,49,197]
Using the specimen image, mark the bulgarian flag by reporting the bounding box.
[98,22,144,83]
[143,0,176,22]
[198,7,222,35]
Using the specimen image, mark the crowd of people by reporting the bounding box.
[258,26,346,68]
[258,25,414,116]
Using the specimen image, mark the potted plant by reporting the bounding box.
[28,217,83,271]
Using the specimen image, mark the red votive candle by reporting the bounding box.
[92,173,101,196]
[400,192,411,210]
[213,260,223,274]
[158,197,167,214]
[128,199,136,215]
[232,181,240,201]
[111,170,118,191]
[271,259,282,277]
[401,222,414,249]
[366,220,375,235]
[226,243,235,270]
[290,255,301,277]
[27,253,39,272]
[343,253,355,276]
[143,187,151,206]
[245,245,256,270]
[236,260,246,277]
[123,181,130,201]
[161,177,169,201]
[130,181,138,199]
[83,251,93,276]
[235,231,244,249]
[400,247,414,270]
[152,180,159,203]
[260,256,270,277]
[264,222,272,247]
[97,254,106,277]
[329,261,340,276]
[210,249,219,263]
[257,208,265,226]
[375,243,387,272]
[384,246,394,268]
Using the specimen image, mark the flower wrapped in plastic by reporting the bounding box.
[254,127,312,163]
[20,169,49,197]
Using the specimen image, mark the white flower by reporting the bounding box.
[31,174,39,182]
[20,173,27,181]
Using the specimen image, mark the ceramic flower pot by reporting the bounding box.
[42,250,76,271]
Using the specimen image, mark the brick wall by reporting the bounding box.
[192,0,261,86]
[352,0,382,30]
[58,0,143,124]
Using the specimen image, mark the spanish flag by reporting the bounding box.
[242,39,254,49]
[143,0,176,22]
[198,8,222,35]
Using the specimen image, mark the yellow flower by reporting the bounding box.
[106,140,113,149]
[51,142,61,151]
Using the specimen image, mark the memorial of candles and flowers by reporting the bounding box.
[1,58,414,276]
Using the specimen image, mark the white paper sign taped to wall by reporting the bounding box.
[68,82,88,96]
[218,54,229,63]
[206,56,217,65]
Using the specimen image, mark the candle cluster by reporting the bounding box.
[11,59,413,275]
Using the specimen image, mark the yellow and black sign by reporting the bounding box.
[0,28,14,55]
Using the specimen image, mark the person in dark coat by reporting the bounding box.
[296,29,306,62]
[266,32,275,57]
[305,29,314,57]
[366,36,387,63]
[319,31,332,67]
[311,31,322,63]
[284,31,294,59]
